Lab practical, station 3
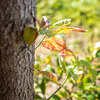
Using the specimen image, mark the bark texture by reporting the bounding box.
[0,0,36,100]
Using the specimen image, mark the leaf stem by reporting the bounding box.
[35,34,47,49]
[47,74,69,100]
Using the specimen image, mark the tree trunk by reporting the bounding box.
[0,0,36,100]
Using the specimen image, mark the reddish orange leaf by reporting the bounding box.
[42,37,66,52]
[59,49,73,58]
[71,27,86,32]
[36,71,59,85]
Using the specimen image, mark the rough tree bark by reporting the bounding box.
[0,0,36,100]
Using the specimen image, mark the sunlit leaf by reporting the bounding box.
[24,25,38,45]
[36,71,59,85]
[80,60,97,82]
[52,26,72,34]
[51,19,71,28]
[77,75,83,83]
[85,56,93,62]
[42,37,66,52]
[44,56,51,64]
[59,49,73,58]
[83,74,91,83]
[52,26,86,34]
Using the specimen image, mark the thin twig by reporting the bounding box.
[47,74,69,100]
[35,34,47,49]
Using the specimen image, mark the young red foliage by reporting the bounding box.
[72,27,86,32]
[36,71,58,84]
[59,49,73,58]
[42,37,66,52]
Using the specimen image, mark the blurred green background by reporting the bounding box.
[37,0,100,42]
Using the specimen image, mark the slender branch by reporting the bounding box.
[35,34,47,49]
[47,74,69,100]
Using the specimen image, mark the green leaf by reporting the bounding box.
[51,95,61,100]
[82,94,94,100]
[67,65,83,82]
[24,25,38,46]
[83,74,91,83]
[59,57,67,74]
[78,74,93,90]
[96,50,100,57]
[68,68,80,82]
[35,94,42,100]
[84,83,93,90]
[85,56,92,62]
[71,93,78,99]
[51,19,71,28]
[56,57,63,80]
[56,56,60,66]
[40,78,46,95]
[80,60,97,82]
[36,71,59,85]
